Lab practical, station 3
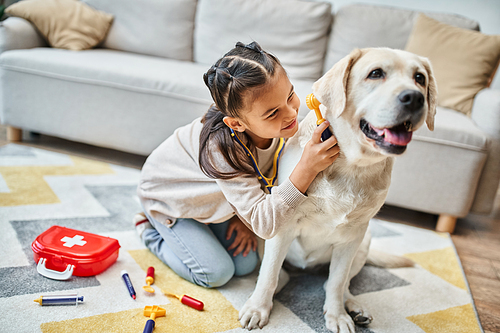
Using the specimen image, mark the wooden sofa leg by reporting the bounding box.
[7,126,22,141]
[436,214,457,233]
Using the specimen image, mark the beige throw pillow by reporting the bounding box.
[6,0,113,51]
[405,14,500,116]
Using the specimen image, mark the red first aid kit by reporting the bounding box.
[32,226,120,280]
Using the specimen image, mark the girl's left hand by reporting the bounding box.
[226,216,257,257]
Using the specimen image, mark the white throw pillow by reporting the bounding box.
[194,0,333,81]
[83,0,197,61]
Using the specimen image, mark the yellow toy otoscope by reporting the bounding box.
[142,305,166,333]
[306,93,333,141]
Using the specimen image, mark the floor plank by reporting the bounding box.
[476,300,500,333]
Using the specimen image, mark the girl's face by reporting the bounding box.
[225,71,300,149]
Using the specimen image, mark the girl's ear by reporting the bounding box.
[223,116,246,132]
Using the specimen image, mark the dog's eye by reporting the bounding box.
[415,73,426,86]
[367,69,385,79]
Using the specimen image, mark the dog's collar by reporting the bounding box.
[230,129,285,193]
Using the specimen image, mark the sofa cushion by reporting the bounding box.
[5,0,113,51]
[194,0,332,81]
[324,4,480,73]
[83,0,197,61]
[405,14,500,116]
[0,48,212,101]
[413,107,489,151]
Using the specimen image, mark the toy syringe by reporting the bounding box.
[34,293,84,306]
[161,290,204,311]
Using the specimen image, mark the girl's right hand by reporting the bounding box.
[302,121,340,174]
[289,121,340,194]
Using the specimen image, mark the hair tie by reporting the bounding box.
[235,41,265,55]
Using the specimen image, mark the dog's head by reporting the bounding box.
[313,48,437,157]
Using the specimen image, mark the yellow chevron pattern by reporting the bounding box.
[407,303,481,333]
[0,156,114,206]
[404,247,466,290]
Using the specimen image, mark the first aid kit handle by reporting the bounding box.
[37,258,74,280]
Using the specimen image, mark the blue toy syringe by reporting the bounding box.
[34,293,84,306]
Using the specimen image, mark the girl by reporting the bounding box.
[135,41,339,288]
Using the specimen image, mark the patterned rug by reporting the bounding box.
[0,144,483,333]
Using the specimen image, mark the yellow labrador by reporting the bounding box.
[239,48,437,332]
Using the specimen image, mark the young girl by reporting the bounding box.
[135,41,339,288]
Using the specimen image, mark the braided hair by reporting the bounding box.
[199,41,284,179]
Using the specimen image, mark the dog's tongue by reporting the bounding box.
[372,126,413,146]
[384,128,412,146]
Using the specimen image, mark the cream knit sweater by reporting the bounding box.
[137,118,307,239]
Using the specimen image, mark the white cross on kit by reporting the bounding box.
[60,235,87,248]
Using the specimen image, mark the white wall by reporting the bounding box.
[327,0,500,35]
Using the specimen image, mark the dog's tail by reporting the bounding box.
[366,249,415,268]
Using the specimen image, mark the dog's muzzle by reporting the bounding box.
[360,90,425,155]
[360,119,414,155]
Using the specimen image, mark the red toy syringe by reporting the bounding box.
[161,290,204,311]
[143,266,155,293]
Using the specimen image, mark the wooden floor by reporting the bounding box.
[1,127,499,333]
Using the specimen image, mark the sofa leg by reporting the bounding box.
[7,126,22,141]
[436,214,457,233]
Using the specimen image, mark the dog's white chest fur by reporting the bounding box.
[278,114,394,269]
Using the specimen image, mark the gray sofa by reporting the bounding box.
[1,0,499,233]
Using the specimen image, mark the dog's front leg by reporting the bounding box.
[324,233,364,333]
[239,229,296,330]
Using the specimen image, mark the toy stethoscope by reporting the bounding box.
[230,128,285,193]
[229,93,330,192]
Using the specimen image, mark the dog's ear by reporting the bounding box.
[421,56,438,131]
[313,48,363,118]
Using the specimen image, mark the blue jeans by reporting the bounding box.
[141,211,259,288]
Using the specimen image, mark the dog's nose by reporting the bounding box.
[398,90,424,112]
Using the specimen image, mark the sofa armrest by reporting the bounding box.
[469,88,500,214]
[471,88,500,139]
[0,17,47,54]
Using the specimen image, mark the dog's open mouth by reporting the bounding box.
[360,118,413,154]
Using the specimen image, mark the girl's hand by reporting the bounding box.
[226,216,257,257]
[289,121,340,194]
[301,121,340,174]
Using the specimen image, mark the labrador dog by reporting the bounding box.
[239,48,437,332]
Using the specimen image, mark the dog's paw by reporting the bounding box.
[239,297,273,330]
[324,311,355,333]
[345,298,373,326]
[349,310,372,326]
